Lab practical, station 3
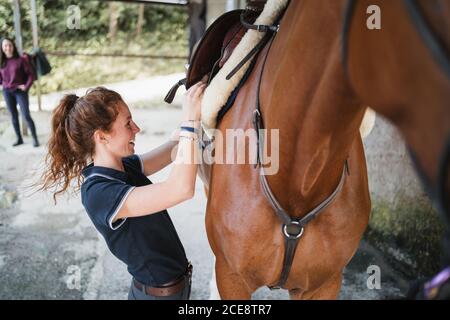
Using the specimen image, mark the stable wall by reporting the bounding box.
[363,115,444,278]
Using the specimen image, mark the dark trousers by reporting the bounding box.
[2,88,37,141]
[128,275,192,300]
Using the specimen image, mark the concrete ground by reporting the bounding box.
[0,75,408,300]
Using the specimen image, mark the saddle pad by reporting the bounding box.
[201,0,290,138]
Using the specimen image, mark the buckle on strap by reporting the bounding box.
[257,24,267,32]
[256,24,280,33]
[253,109,261,124]
[283,221,304,239]
[253,109,263,168]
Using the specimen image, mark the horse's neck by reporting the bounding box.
[259,0,364,201]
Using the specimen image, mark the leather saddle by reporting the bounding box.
[165,9,257,103]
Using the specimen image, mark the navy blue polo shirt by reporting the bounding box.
[81,155,188,286]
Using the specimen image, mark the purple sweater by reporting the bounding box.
[0,57,34,91]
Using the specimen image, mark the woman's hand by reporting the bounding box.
[181,81,206,122]
[17,84,26,91]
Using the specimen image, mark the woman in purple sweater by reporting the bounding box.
[0,38,39,147]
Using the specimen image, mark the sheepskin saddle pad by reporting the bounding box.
[165,0,289,139]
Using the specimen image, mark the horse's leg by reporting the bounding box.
[288,272,343,300]
[215,256,253,300]
[208,257,221,300]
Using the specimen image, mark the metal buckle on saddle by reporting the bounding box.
[241,9,280,34]
[257,24,280,33]
[252,109,262,129]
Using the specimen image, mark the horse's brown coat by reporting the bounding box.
[203,0,450,299]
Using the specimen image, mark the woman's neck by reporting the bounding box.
[93,153,125,172]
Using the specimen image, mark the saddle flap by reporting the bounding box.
[218,23,247,69]
[164,9,258,104]
[165,10,244,104]
[186,9,244,89]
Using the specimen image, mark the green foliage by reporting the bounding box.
[1,0,187,45]
[0,0,188,94]
[366,200,445,278]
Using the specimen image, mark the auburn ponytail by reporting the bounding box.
[39,87,123,202]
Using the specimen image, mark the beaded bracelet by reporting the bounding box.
[179,130,198,139]
[179,135,198,142]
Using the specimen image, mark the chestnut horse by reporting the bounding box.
[204,0,450,299]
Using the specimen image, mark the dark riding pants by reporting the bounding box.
[2,88,37,141]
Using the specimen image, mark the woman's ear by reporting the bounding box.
[93,129,108,145]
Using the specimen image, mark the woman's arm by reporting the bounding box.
[114,136,198,220]
[113,81,206,221]
[139,121,201,176]
[139,140,178,177]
